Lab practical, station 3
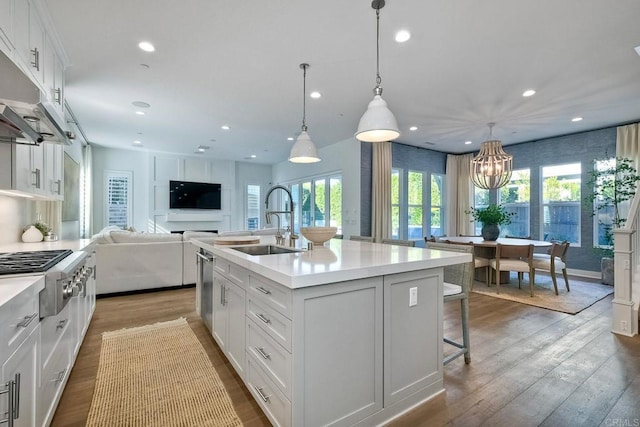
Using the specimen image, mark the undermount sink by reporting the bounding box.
[230,245,302,256]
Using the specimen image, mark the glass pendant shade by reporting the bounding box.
[470,139,513,189]
[355,94,400,142]
[289,130,320,163]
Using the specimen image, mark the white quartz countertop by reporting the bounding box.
[0,239,94,253]
[0,275,45,308]
[191,237,471,289]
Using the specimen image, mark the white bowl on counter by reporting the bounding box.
[300,227,338,244]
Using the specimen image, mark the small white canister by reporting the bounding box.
[22,225,44,243]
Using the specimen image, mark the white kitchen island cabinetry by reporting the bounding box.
[194,238,469,427]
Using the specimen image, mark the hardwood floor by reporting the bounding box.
[51,286,640,427]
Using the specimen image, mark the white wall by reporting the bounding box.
[0,195,35,244]
[272,138,361,238]
[91,146,150,233]
[60,141,83,240]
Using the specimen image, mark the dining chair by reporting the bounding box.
[490,243,535,296]
[381,238,415,247]
[532,241,570,295]
[349,235,374,242]
[444,240,490,289]
[426,241,473,364]
[505,235,532,239]
[459,234,481,237]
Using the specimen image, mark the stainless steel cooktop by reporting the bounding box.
[0,249,73,275]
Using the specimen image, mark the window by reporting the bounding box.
[391,169,445,241]
[542,163,581,244]
[499,169,530,237]
[431,174,445,236]
[592,158,616,247]
[246,184,260,230]
[473,187,490,234]
[286,174,342,234]
[391,169,401,238]
[104,171,132,228]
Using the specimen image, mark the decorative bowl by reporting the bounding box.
[300,227,338,244]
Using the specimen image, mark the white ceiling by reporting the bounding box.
[45,0,640,165]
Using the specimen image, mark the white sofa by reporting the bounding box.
[92,228,217,295]
[92,227,277,295]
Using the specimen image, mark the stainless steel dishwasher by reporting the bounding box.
[196,249,215,332]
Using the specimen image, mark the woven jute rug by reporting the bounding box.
[471,274,613,314]
[87,318,243,427]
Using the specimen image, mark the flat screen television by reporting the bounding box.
[169,180,221,209]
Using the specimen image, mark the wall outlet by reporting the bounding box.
[409,287,418,307]
[621,320,628,331]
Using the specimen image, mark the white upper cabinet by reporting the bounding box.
[0,0,12,55]
[28,5,44,84]
[44,142,63,200]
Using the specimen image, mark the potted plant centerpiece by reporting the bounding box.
[585,156,640,285]
[466,204,514,241]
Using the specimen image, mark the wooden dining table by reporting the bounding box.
[438,236,552,284]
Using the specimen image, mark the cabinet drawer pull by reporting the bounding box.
[255,347,271,360]
[54,88,61,105]
[253,386,270,404]
[0,373,19,425]
[56,319,68,330]
[256,313,271,324]
[16,313,38,328]
[256,286,271,295]
[31,47,39,70]
[55,179,62,194]
[32,169,41,189]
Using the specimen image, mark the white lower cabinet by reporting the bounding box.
[209,258,444,427]
[212,273,246,378]
[1,324,39,427]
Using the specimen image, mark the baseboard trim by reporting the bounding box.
[97,283,195,299]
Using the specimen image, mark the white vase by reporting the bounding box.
[22,226,43,243]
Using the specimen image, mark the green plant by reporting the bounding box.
[585,156,640,257]
[465,203,515,226]
[33,221,52,235]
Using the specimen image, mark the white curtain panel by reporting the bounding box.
[82,144,94,238]
[617,122,640,169]
[445,153,474,237]
[371,141,392,242]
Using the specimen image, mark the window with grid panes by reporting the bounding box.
[105,171,132,228]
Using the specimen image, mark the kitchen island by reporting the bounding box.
[191,237,470,427]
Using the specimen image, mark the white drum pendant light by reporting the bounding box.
[289,63,321,163]
[470,123,513,189]
[355,0,400,143]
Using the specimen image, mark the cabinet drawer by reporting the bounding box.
[246,357,291,427]
[228,262,249,287]
[214,257,229,276]
[0,279,41,357]
[40,302,72,366]
[246,318,292,399]
[247,297,292,352]
[248,275,292,319]
[39,325,71,424]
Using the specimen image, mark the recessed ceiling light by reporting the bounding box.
[635,45,640,56]
[250,154,257,158]
[522,89,536,97]
[310,91,321,99]
[572,117,583,122]
[197,148,205,152]
[132,101,150,108]
[138,41,155,52]
[133,140,142,144]
[287,137,294,141]
[221,125,230,130]
[197,145,210,150]
[465,140,473,145]
[409,126,418,131]
[135,111,145,116]
[140,64,150,69]
[395,30,411,43]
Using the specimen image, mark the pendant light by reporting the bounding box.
[355,0,400,143]
[470,123,513,189]
[289,63,321,163]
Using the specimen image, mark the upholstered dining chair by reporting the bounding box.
[424,234,447,243]
[531,241,570,295]
[444,240,490,289]
[426,241,474,365]
[381,238,415,247]
[349,235,374,242]
[490,243,536,296]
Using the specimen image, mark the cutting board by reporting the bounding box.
[214,236,260,245]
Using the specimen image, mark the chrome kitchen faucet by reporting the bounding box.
[265,185,298,247]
